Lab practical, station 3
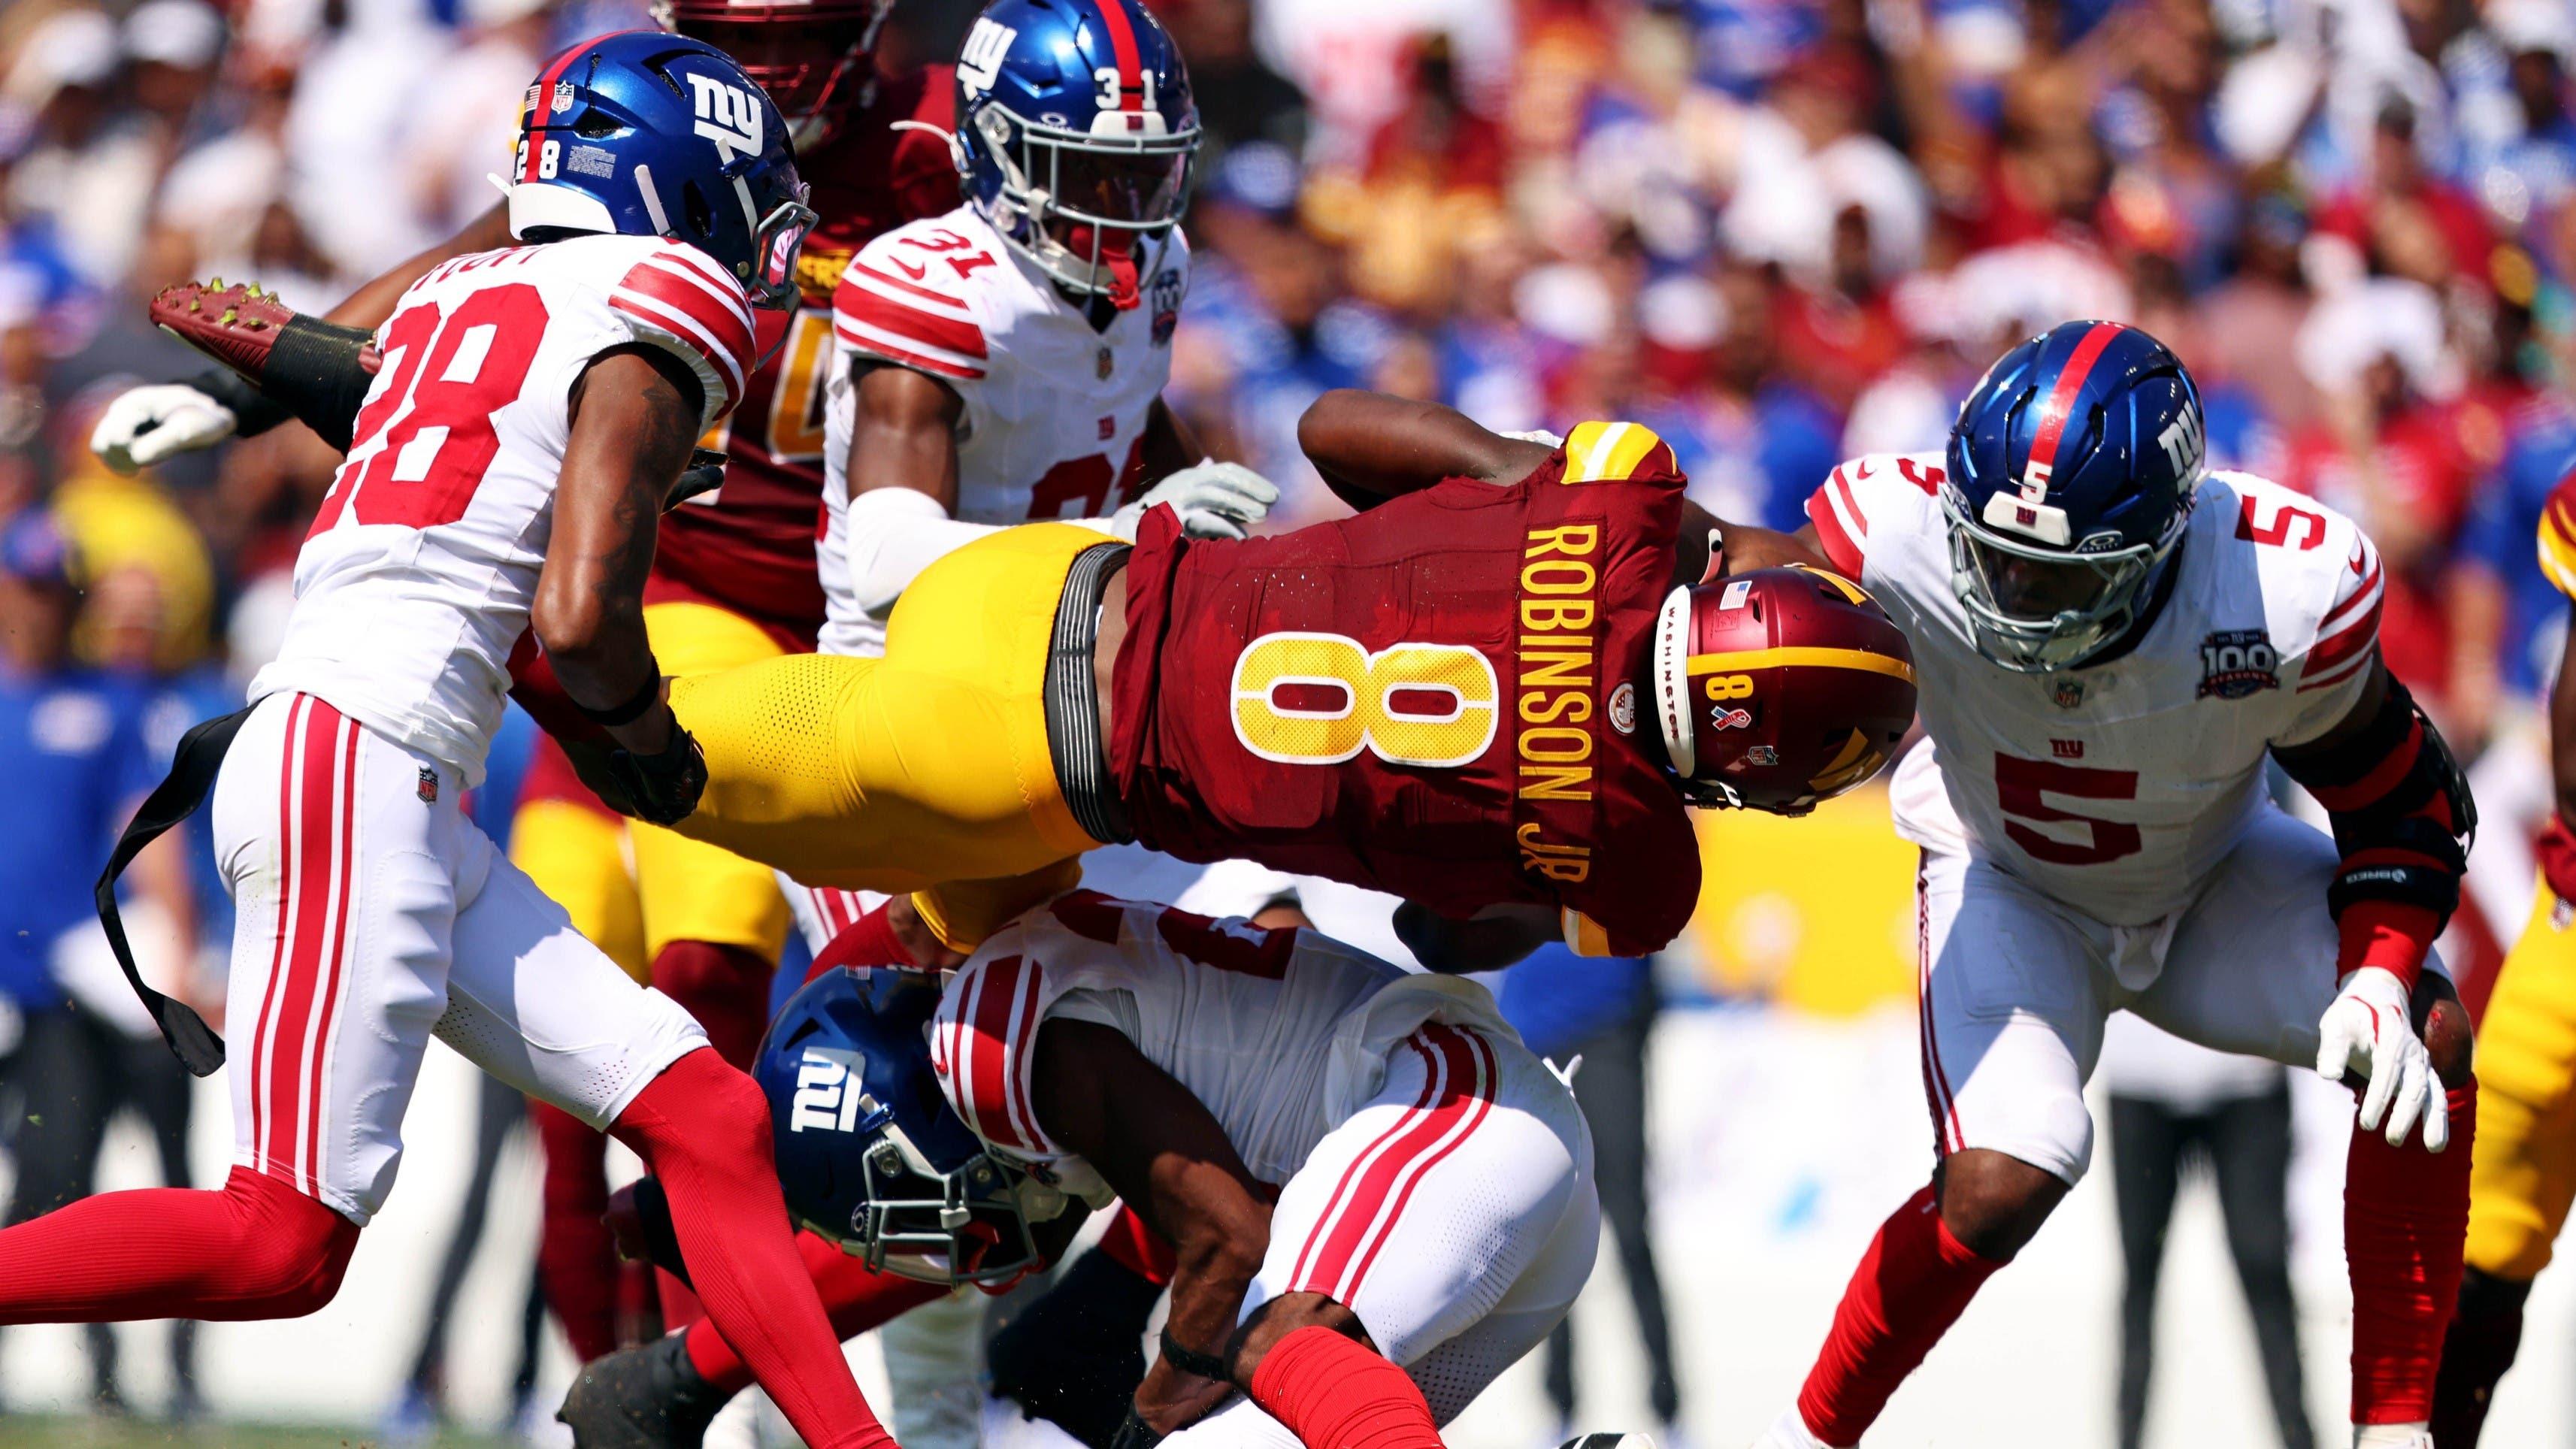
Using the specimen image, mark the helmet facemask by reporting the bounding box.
[972,103,1194,309]
[1942,486,2185,673]
[819,1118,1055,1288]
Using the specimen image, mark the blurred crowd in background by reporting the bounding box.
[0,0,2570,1436]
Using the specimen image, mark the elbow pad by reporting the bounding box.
[2277,677,2478,924]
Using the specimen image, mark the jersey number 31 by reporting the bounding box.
[311,286,550,535]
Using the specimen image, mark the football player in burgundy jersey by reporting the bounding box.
[655,389,1918,968]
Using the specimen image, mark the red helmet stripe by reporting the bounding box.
[2023,321,2122,489]
[1092,0,1145,111]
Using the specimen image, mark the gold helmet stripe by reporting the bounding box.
[1685,646,1917,683]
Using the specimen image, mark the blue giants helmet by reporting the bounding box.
[951,0,1200,309]
[754,968,1064,1286]
[505,32,818,310]
[1942,320,2206,673]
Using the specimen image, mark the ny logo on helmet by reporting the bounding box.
[789,1048,870,1133]
[958,18,1016,95]
[685,73,762,160]
[2157,406,2205,482]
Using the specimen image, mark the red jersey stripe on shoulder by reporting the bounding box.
[646,242,752,310]
[842,259,976,317]
[623,256,758,354]
[959,957,1037,1152]
[1806,480,1866,578]
[611,294,745,405]
[834,320,987,380]
[2298,597,2381,692]
[837,286,988,360]
[2319,558,2384,634]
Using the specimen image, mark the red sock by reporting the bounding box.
[1796,1184,2007,1445]
[652,940,777,1068]
[2347,1079,2476,1424]
[808,900,916,982]
[531,1100,619,1362]
[0,1166,357,1323]
[612,1048,894,1449]
[1248,1325,1444,1449]
[686,1228,951,1392]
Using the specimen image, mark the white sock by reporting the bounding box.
[2351,1423,2431,1448]
[1755,1407,1842,1449]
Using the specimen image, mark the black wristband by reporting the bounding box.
[1158,1328,1230,1381]
[576,670,665,729]
[186,367,292,440]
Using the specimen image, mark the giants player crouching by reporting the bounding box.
[758,891,1612,1449]
[32,38,901,1449]
[1722,322,2476,1449]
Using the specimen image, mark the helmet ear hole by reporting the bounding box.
[681,180,715,240]
[574,110,621,138]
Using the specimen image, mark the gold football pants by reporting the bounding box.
[2466,872,2576,1282]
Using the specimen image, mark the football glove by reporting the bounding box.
[1499,428,1566,447]
[1113,461,1280,542]
[92,384,237,474]
[2317,965,2448,1151]
[576,727,710,827]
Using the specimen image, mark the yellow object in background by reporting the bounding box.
[1685,782,1919,1018]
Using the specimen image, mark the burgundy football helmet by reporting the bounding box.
[652,0,894,144]
[1651,564,1917,813]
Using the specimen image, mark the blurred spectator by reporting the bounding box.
[2100,1016,2314,1449]
[1496,946,1685,1449]
[0,510,200,1417]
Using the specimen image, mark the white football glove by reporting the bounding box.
[2317,966,2448,1151]
[91,384,237,474]
[1499,428,1566,447]
[1112,460,1281,542]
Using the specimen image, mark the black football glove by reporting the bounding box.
[597,727,709,827]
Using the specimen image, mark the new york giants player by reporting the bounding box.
[792,0,1276,948]
[1720,322,2478,1449]
[758,892,1601,1449]
[3,38,899,1449]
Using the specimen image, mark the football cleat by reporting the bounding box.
[149,280,380,452]
[555,1333,728,1449]
[1560,1434,1659,1449]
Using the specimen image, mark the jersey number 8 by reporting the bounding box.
[1230,631,1497,769]
[311,285,550,535]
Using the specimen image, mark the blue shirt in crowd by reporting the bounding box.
[0,666,160,1011]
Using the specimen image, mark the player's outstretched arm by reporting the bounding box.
[538,344,709,824]
[1296,389,1555,509]
[1706,516,1834,576]
[1032,1019,1272,1438]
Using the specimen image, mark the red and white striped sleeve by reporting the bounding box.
[2293,532,2384,700]
[929,954,1063,1163]
[1803,452,1945,579]
[607,240,758,426]
[833,247,988,381]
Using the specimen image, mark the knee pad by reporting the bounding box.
[223,1170,360,1317]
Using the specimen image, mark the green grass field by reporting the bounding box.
[0,1416,519,1448]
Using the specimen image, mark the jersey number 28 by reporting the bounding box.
[310,285,550,535]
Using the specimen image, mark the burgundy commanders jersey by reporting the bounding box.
[646,67,960,647]
[1108,422,1701,957]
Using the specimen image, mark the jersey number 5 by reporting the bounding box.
[311,285,551,535]
[1231,631,1497,769]
[1993,752,2141,865]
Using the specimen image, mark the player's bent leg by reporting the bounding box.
[1788,850,2103,1447]
[0,1166,358,1323]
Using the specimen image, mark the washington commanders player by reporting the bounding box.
[652,389,1918,967]
[2429,465,2576,1444]
[1705,322,2477,1449]
[18,39,900,1449]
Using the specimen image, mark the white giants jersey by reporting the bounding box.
[250,236,756,782]
[929,892,1509,1193]
[1806,453,2384,925]
[816,204,1185,656]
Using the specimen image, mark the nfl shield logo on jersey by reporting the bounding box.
[416,767,439,804]
[2197,629,2280,700]
[2052,676,2086,709]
